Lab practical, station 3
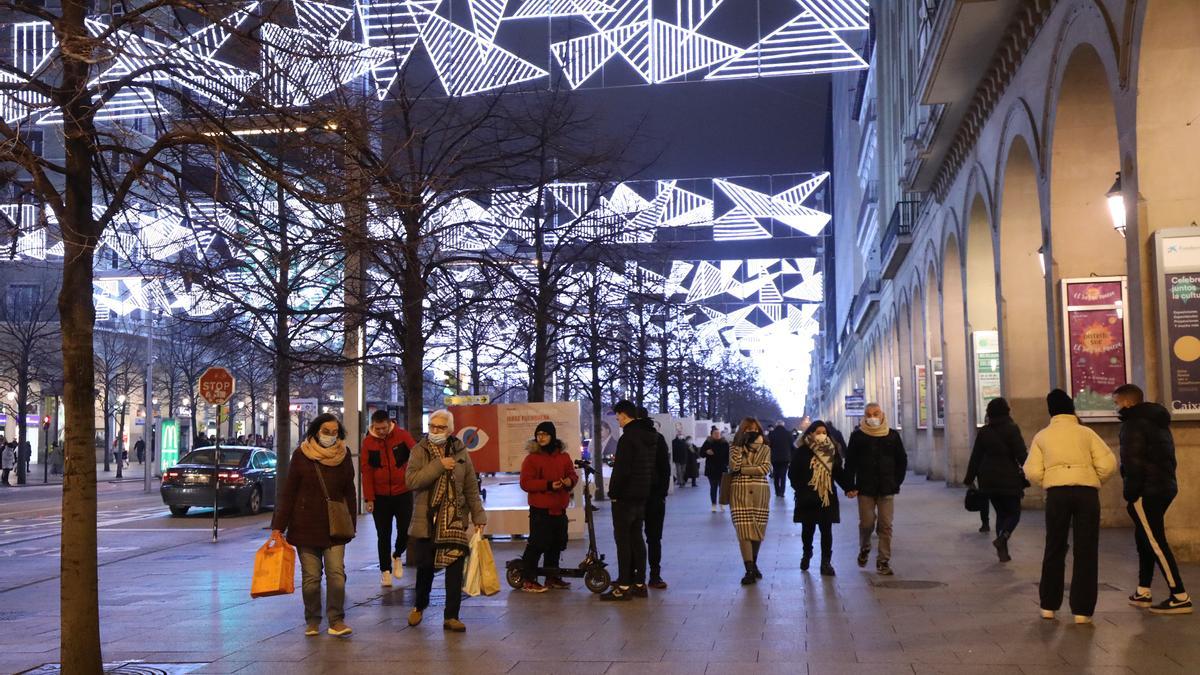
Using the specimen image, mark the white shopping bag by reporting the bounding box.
[462,531,483,597]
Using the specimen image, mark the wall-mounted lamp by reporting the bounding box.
[1106,172,1127,238]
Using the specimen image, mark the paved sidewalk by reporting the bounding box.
[4,475,1199,674]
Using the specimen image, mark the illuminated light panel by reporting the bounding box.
[782,272,822,301]
[294,0,355,37]
[179,3,260,59]
[469,0,508,43]
[550,30,618,89]
[677,0,727,30]
[416,9,549,96]
[359,0,440,98]
[712,207,769,241]
[3,23,56,122]
[714,178,831,236]
[705,10,868,80]
[261,23,393,106]
[507,0,615,19]
[649,19,740,82]
[799,0,869,31]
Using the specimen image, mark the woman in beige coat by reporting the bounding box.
[729,417,772,585]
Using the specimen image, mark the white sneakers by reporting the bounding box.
[392,555,404,579]
[711,504,717,512]
[381,571,392,587]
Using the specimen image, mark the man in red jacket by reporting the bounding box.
[518,421,579,593]
[362,409,418,587]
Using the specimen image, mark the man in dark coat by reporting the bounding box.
[844,404,907,576]
[701,427,729,511]
[1114,384,1191,614]
[671,434,690,487]
[637,407,672,590]
[602,400,656,601]
[768,421,793,498]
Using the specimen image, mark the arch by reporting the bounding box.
[940,231,971,483]
[907,275,930,475]
[922,256,946,480]
[964,192,1000,432]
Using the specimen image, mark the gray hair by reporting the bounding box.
[429,408,455,432]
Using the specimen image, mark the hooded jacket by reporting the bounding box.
[1023,414,1117,489]
[1118,402,1178,501]
[520,439,580,515]
[361,423,417,501]
[964,416,1028,496]
[608,417,657,502]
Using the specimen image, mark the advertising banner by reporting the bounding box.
[159,419,180,472]
[931,358,945,429]
[449,401,582,473]
[1061,277,1130,418]
[915,364,929,430]
[972,330,1001,426]
[1156,231,1200,419]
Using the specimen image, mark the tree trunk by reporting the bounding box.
[530,301,549,403]
[402,237,426,432]
[16,370,28,484]
[102,387,111,472]
[58,0,103,662]
[273,324,292,496]
[590,356,606,500]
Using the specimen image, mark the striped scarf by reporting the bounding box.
[806,436,835,507]
[429,448,469,569]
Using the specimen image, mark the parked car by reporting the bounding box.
[161,446,276,517]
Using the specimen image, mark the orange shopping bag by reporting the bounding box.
[251,532,296,598]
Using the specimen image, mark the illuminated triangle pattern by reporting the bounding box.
[417,10,549,96]
[706,10,868,80]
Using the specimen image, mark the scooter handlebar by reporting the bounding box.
[573,459,595,474]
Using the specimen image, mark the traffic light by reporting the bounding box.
[41,416,50,430]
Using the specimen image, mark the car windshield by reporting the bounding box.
[179,448,249,467]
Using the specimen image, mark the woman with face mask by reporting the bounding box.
[729,417,773,585]
[270,413,357,637]
[789,421,854,576]
[843,403,908,576]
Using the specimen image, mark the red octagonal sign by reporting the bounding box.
[198,367,236,406]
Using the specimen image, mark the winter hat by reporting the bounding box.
[1046,389,1075,417]
[535,421,558,445]
[985,397,1011,420]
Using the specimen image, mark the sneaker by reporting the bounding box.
[1073,615,1092,625]
[876,562,894,576]
[327,622,353,636]
[304,623,320,636]
[545,577,572,590]
[857,549,870,567]
[1149,596,1194,615]
[1040,609,1056,620]
[521,580,548,593]
[711,504,718,512]
[443,618,467,632]
[648,577,668,589]
[630,584,649,597]
[993,536,1011,563]
[408,608,423,626]
[719,504,726,512]
[599,586,632,601]
[1128,590,1153,608]
[820,563,836,577]
[392,555,404,579]
[740,570,757,585]
[380,571,393,587]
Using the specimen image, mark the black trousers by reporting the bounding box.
[979,499,990,526]
[371,492,414,572]
[611,500,646,587]
[707,476,720,505]
[989,494,1022,536]
[772,461,789,496]
[801,521,833,562]
[0,468,8,485]
[415,555,465,620]
[644,497,665,578]
[1129,495,1186,595]
[1040,486,1100,616]
[522,507,568,577]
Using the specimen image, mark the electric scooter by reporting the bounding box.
[505,459,612,593]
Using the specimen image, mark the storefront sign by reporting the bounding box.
[1155,230,1200,419]
[915,364,929,430]
[159,418,179,471]
[1061,277,1131,418]
[931,357,945,429]
[972,331,1002,426]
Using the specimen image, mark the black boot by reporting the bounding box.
[800,550,812,571]
[993,532,1011,562]
[820,561,836,576]
[741,561,757,585]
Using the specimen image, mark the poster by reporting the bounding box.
[1156,231,1200,419]
[931,358,945,429]
[915,364,929,430]
[972,330,1002,426]
[449,401,582,472]
[844,393,865,417]
[1061,278,1130,418]
[893,376,902,430]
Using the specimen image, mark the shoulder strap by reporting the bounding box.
[312,460,332,501]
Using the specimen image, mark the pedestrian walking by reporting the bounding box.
[1,442,14,486]
[729,417,772,585]
[518,421,578,593]
[768,421,792,498]
[134,438,145,464]
[963,397,1028,562]
[684,436,700,487]
[640,408,672,590]
[789,420,853,576]
[19,440,30,473]
[361,409,418,588]
[405,409,486,632]
[270,413,357,637]
[844,403,907,576]
[672,432,690,488]
[1023,389,1117,624]
[1113,384,1192,615]
[600,400,655,602]
[701,427,729,512]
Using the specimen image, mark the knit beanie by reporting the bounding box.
[985,397,1011,420]
[1046,389,1075,417]
[535,421,558,445]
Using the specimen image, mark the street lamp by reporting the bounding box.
[1106,172,1127,238]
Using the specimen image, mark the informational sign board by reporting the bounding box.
[444,394,490,406]
[915,364,929,430]
[159,418,180,471]
[931,358,945,429]
[972,330,1002,426]
[1061,277,1131,418]
[1155,230,1200,420]
[449,401,582,473]
[845,393,865,417]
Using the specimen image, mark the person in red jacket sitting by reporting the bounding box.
[362,409,418,587]
[518,421,579,593]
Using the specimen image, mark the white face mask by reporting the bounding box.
[429,432,449,445]
[318,433,338,448]
[864,418,882,428]
[813,433,828,442]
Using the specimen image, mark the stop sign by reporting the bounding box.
[198,367,236,406]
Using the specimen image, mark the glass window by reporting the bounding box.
[6,283,40,320]
[179,448,249,467]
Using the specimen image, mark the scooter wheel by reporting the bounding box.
[584,567,611,594]
[505,565,524,589]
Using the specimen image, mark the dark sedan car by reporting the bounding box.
[161,446,277,516]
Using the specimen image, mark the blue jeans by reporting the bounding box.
[298,545,346,624]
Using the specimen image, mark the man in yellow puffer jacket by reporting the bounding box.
[1023,389,1117,625]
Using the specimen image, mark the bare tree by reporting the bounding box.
[0,280,59,483]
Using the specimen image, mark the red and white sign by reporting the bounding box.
[198,367,236,406]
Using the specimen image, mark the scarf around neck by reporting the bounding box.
[805,435,835,507]
[300,437,348,466]
[859,415,890,438]
[427,442,469,569]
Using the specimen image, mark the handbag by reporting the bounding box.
[250,532,296,598]
[718,471,734,506]
[964,487,987,513]
[313,463,355,540]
